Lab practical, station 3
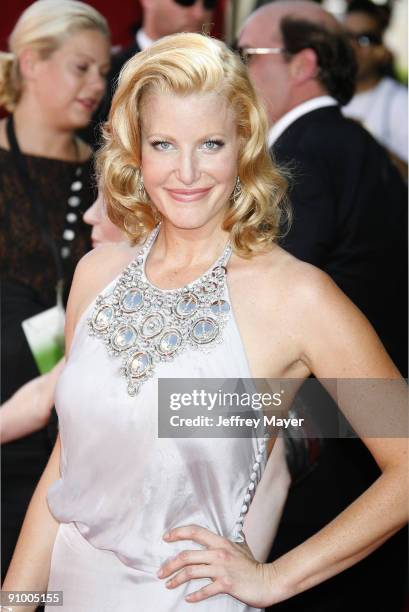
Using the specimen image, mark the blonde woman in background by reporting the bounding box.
[0,0,110,581]
[3,33,407,612]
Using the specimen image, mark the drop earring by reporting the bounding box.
[136,169,147,199]
[232,176,242,203]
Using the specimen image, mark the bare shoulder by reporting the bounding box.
[230,243,354,336]
[71,242,136,315]
[270,249,341,305]
[227,245,336,378]
[252,245,362,326]
[262,249,398,377]
[65,242,137,351]
[230,245,399,378]
[230,243,333,306]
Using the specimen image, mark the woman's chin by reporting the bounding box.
[162,217,214,232]
[159,207,227,232]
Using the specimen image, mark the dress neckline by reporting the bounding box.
[86,226,234,396]
[140,224,232,293]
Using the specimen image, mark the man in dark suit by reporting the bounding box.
[239,3,408,611]
[84,0,217,147]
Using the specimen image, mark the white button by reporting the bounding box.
[244,493,251,502]
[68,196,80,207]
[63,229,75,241]
[252,462,259,471]
[256,454,263,462]
[71,180,82,191]
[75,167,82,176]
[250,472,257,481]
[241,504,248,514]
[248,482,255,491]
[60,247,71,258]
[66,212,77,223]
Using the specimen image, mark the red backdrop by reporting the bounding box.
[1,0,227,51]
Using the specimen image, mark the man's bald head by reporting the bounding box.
[239,1,356,124]
[247,1,341,35]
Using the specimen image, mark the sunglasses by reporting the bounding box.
[174,0,218,9]
[347,31,382,47]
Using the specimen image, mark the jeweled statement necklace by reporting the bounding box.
[88,226,232,396]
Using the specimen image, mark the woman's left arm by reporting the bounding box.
[267,269,408,599]
[158,269,408,607]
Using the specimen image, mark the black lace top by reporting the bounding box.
[0,147,95,308]
[0,147,95,402]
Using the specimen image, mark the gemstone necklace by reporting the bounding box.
[88,225,232,396]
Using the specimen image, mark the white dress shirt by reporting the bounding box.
[342,77,408,163]
[268,96,338,148]
[136,28,155,51]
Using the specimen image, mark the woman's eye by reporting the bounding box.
[151,141,173,151]
[76,65,88,73]
[201,140,224,151]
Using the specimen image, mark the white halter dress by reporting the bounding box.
[46,227,276,611]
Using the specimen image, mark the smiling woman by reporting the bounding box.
[2,32,407,612]
[0,0,110,582]
[139,91,241,230]
[98,33,288,255]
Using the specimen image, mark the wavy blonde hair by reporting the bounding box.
[98,33,290,257]
[0,0,109,112]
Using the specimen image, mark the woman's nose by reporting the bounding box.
[175,151,201,185]
[88,70,106,99]
[83,202,99,226]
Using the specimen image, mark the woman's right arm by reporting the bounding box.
[1,433,61,611]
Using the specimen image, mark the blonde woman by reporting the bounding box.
[0,0,110,581]
[3,34,407,611]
